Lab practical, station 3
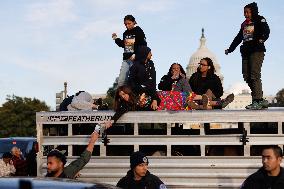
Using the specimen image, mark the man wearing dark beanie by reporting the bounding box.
[117,151,167,189]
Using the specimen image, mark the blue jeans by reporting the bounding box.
[117,60,133,87]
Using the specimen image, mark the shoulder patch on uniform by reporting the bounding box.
[159,184,167,189]
[261,18,266,22]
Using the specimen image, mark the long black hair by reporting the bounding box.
[191,57,216,89]
[197,57,215,76]
[167,63,186,77]
[244,2,259,21]
[124,15,137,24]
[114,85,136,111]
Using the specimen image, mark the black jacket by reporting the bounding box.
[227,3,270,56]
[189,72,223,98]
[117,170,166,189]
[128,46,158,101]
[112,100,136,124]
[115,26,147,60]
[241,167,284,189]
[158,75,192,92]
[112,93,160,124]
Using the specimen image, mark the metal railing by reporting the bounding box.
[36,109,284,188]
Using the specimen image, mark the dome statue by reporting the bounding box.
[186,28,223,83]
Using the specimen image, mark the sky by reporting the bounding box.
[0,0,283,109]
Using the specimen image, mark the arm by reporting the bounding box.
[210,76,223,98]
[105,106,129,129]
[259,16,270,42]
[116,177,127,188]
[178,78,192,92]
[189,75,197,93]
[134,27,147,46]
[128,64,143,94]
[240,177,254,189]
[226,28,243,54]
[64,132,99,178]
[158,75,172,91]
[0,164,5,176]
[112,103,130,124]
[114,38,125,48]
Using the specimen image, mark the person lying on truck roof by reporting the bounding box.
[45,131,99,178]
[105,85,160,128]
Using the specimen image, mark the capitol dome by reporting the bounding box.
[186,29,223,83]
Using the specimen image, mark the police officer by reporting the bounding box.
[117,151,167,189]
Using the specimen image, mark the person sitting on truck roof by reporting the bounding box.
[240,145,284,189]
[117,151,167,189]
[45,131,99,178]
[189,57,234,109]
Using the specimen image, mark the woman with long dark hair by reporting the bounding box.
[105,85,159,128]
[158,63,191,92]
[158,63,195,110]
[189,57,234,109]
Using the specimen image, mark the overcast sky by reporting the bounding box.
[0,0,283,109]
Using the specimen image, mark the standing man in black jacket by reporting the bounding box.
[128,46,159,110]
[225,2,270,110]
[241,145,284,189]
[117,151,167,189]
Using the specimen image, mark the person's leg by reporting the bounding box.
[250,52,264,100]
[189,94,211,110]
[117,60,133,87]
[210,93,235,109]
[247,52,268,109]
[242,56,252,92]
[243,54,255,109]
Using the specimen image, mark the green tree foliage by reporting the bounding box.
[275,88,284,106]
[103,77,118,109]
[0,95,50,137]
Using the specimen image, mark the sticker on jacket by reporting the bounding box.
[243,22,254,42]
[124,35,135,53]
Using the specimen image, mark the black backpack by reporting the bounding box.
[59,95,74,111]
[59,91,85,111]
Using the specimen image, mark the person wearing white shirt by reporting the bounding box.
[0,152,16,177]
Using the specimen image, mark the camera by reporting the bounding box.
[94,124,109,146]
[94,98,109,110]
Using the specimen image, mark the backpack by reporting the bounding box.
[59,95,74,111]
[59,91,85,111]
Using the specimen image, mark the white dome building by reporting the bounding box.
[186,29,223,83]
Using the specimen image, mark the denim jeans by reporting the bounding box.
[117,59,133,87]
